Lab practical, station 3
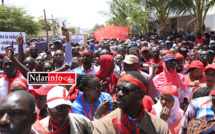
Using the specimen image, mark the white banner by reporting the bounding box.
[0,32,26,54]
[71,35,85,45]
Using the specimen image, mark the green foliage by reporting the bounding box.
[0,5,40,35]
[38,19,52,31]
[100,0,148,34]
[68,27,76,34]
[91,24,105,32]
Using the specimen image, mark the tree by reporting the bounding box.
[147,0,186,34]
[68,27,76,34]
[100,0,148,34]
[0,5,40,35]
[91,24,105,32]
[178,0,215,34]
[38,19,52,31]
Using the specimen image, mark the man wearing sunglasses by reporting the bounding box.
[199,51,209,67]
[120,55,157,101]
[34,86,93,134]
[93,71,170,134]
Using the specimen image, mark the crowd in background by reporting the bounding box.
[1,25,215,134]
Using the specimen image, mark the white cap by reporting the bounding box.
[210,40,215,44]
[47,86,72,109]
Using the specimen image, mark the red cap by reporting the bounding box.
[141,46,149,52]
[188,61,204,71]
[210,90,215,95]
[11,77,28,91]
[175,52,184,59]
[162,50,171,55]
[161,83,179,97]
[33,85,57,96]
[205,64,215,72]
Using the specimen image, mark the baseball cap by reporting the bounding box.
[163,54,176,61]
[210,40,215,44]
[207,50,214,54]
[33,85,57,96]
[141,46,149,52]
[165,40,171,44]
[205,64,215,72]
[123,55,138,64]
[187,61,204,72]
[47,86,72,109]
[54,40,62,45]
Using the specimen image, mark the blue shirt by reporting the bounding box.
[179,96,214,134]
[72,91,113,120]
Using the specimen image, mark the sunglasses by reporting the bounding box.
[115,85,140,95]
[165,60,177,64]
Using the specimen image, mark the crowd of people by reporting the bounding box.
[1,24,215,134]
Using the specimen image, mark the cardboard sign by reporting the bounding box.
[71,34,87,46]
[35,42,48,50]
[0,32,26,54]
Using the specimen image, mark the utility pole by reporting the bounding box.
[43,9,49,42]
[52,15,56,37]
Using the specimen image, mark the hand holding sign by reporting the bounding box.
[61,22,69,42]
[16,33,23,46]
[5,41,15,61]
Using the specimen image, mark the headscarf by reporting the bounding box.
[152,84,184,126]
[94,54,114,82]
[153,58,189,92]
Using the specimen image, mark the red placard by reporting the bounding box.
[93,26,130,42]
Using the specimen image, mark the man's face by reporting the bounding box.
[190,68,202,80]
[152,47,160,59]
[85,78,101,100]
[200,51,209,64]
[30,45,38,58]
[141,50,149,60]
[82,53,93,64]
[205,69,215,88]
[36,95,47,110]
[117,48,126,56]
[165,60,177,73]
[165,43,172,50]
[114,55,123,67]
[116,80,143,110]
[42,63,54,72]
[170,48,176,56]
[3,59,18,78]
[188,54,196,62]
[0,96,35,134]
[176,58,184,73]
[35,56,44,68]
[54,42,62,51]
[23,58,35,71]
[124,63,137,72]
[54,50,64,64]
[47,105,70,125]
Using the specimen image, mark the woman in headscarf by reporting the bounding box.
[151,83,184,134]
[185,61,206,91]
[94,54,118,96]
[153,54,192,107]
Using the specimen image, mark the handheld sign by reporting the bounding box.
[35,42,48,50]
[0,32,26,54]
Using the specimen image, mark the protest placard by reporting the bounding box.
[71,34,87,46]
[0,32,26,54]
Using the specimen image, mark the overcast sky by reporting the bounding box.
[5,0,110,29]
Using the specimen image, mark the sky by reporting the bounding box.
[5,0,110,30]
